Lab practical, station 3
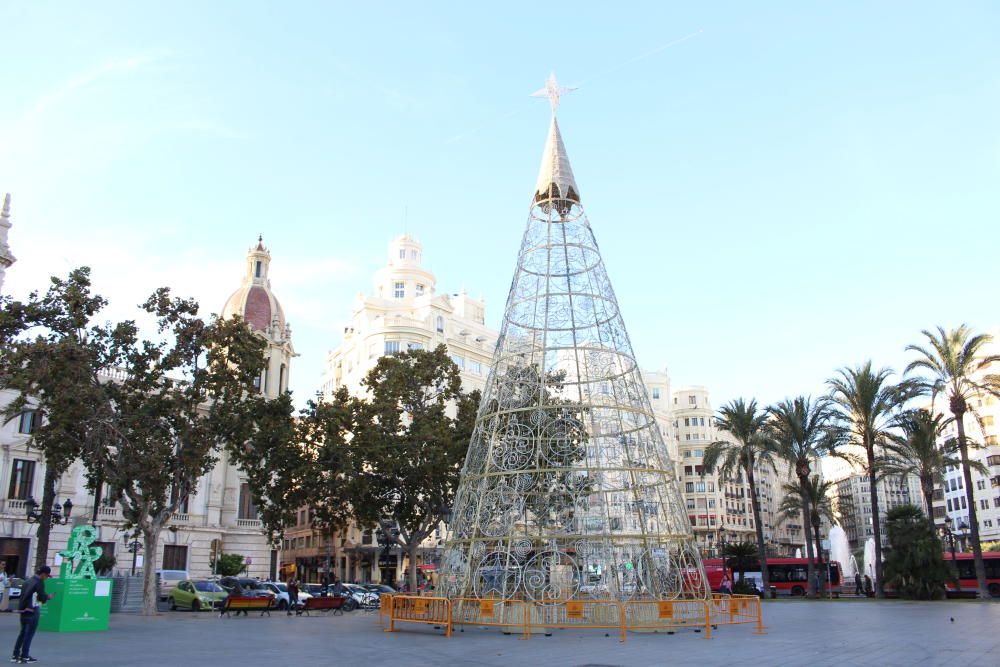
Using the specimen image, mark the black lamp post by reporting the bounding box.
[956,519,969,553]
[126,535,144,576]
[25,497,73,525]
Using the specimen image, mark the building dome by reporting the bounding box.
[222,237,287,334]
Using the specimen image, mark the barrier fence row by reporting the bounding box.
[380,594,765,642]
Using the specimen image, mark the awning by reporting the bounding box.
[418,564,436,572]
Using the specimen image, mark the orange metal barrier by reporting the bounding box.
[708,594,766,635]
[382,594,764,641]
[385,595,452,637]
[378,593,394,626]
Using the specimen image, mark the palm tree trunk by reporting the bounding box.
[920,474,935,528]
[744,458,770,595]
[799,474,816,597]
[865,435,885,598]
[955,415,990,598]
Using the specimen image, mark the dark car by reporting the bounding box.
[218,577,270,598]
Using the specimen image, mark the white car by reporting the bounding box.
[256,582,312,610]
[341,583,380,610]
[157,569,190,601]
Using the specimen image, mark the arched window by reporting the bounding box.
[279,364,286,392]
[436,316,445,334]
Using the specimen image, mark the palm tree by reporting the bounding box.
[704,398,779,595]
[768,396,839,597]
[905,325,1000,599]
[777,476,837,595]
[827,362,917,597]
[881,409,981,524]
[721,541,759,583]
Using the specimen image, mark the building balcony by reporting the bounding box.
[237,518,263,529]
[172,513,190,523]
[97,506,121,521]
[2,498,29,515]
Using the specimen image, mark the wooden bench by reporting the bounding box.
[221,595,272,617]
[300,595,346,616]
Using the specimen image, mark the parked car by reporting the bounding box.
[303,583,327,597]
[363,583,396,595]
[256,582,312,611]
[341,583,379,611]
[169,580,227,611]
[157,569,190,601]
[218,576,264,596]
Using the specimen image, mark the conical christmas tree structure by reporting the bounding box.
[439,76,708,603]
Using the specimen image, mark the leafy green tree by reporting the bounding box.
[210,553,246,577]
[348,346,479,591]
[905,325,1000,598]
[881,409,983,526]
[827,361,918,597]
[883,504,949,600]
[705,398,778,595]
[777,475,837,589]
[0,268,108,568]
[80,289,267,615]
[93,552,117,576]
[768,396,839,597]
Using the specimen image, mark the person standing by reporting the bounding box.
[287,580,299,616]
[854,572,863,596]
[0,561,9,612]
[12,565,55,664]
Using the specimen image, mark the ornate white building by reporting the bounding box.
[285,234,499,585]
[0,239,287,581]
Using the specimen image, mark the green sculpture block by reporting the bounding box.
[57,525,102,579]
[40,525,113,632]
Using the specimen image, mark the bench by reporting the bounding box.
[221,595,272,617]
[300,596,346,616]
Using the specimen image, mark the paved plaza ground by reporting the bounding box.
[0,599,997,667]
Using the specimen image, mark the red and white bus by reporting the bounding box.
[943,552,1000,597]
[703,557,842,596]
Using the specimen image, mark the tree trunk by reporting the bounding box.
[920,474,935,528]
[799,474,816,597]
[141,524,162,616]
[744,458,770,595]
[33,467,59,570]
[865,434,885,598]
[407,543,419,593]
[954,415,990,598]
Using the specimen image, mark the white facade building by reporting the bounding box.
[0,194,15,292]
[0,240,288,581]
[289,234,499,585]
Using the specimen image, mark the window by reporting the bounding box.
[238,483,258,520]
[7,459,35,500]
[652,388,660,399]
[708,499,716,508]
[685,482,694,493]
[407,342,423,351]
[695,482,706,493]
[399,248,406,259]
[394,282,405,298]
[688,395,696,405]
[977,480,986,490]
[416,283,425,297]
[255,260,262,278]
[410,249,417,260]
[960,496,967,509]
[699,418,705,426]
[435,316,445,333]
[981,499,989,510]
[469,360,482,375]
[686,499,695,509]
[162,545,188,571]
[18,411,38,435]
[988,456,1000,467]
[684,418,690,427]
[450,354,465,369]
[384,341,400,355]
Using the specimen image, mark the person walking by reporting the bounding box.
[854,572,863,596]
[12,565,55,664]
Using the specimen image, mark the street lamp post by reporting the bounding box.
[24,497,73,525]
[126,534,143,576]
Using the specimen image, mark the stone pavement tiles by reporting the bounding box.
[0,599,997,667]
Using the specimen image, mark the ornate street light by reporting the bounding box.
[25,497,73,525]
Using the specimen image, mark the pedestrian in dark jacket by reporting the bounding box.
[12,565,55,663]
[287,580,299,616]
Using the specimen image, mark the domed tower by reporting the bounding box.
[222,237,295,399]
[372,234,437,301]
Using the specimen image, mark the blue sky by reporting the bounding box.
[2,2,999,408]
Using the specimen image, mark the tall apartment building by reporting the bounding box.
[828,470,923,552]
[283,234,499,584]
[0,240,287,580]
[642,378,803,558]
